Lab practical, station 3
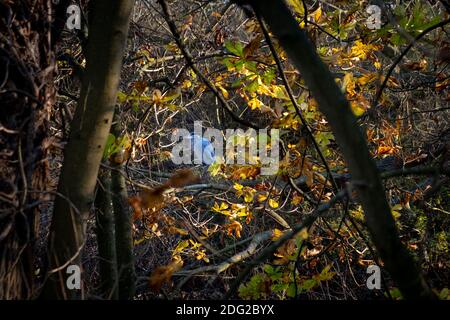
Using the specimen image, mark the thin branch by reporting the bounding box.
[301,0,308,28]
[381,165,450,179]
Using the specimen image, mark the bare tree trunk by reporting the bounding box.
[111,118,136,300]
[243,0,435,299]
[94,169,118,299]
[42,0,135,299]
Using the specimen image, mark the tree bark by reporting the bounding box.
[0,0,58,299]
[241,0,435,299]
[94,169,118,299]
[42,0,135,299]
[111,119,136,300]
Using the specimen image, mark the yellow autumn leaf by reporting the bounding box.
[195,249,209,263]
[377,145,395,156]
[291,194,304,206]
[248,97,263,110]
[269,85,289,100]
[312,6,322,22]
[212,201,229,213]
[391,204,402,220]
[189,239,202,250]
[257,193,268,202]
[182,79,192,89]
[351,102,366,117]
[286,0,305,16]
[357,73,378,86]
[134,237,147,245]
[173,240,189,254]
[342,72,356,97]
[268,198,279,209]
[167,226,189,236]
[244,191,254,203]
[350,41,381,60]
[271,228,285,241]
[295,227,308,240]
[217,84,229,99]
[208,161,222,176]
[233,183,244,191]
[225,221,243,238]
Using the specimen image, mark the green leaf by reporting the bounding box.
[286,283,298,298]
[262,68,276,85]
[387,287,403,300]
[245,60,258,73]
[173,240,189,254]
[161,92,181,103]
[238,274,266,299]
[222,57,235,70]
[271,282,288,293]
[235,60,245,71]
[245,78,260,94]
[263,264,274,274]
[231,78,243,88]
[103,133,116,159]
[301,278,317,291]
[117,91,128,103]
[318,264,335,281]
[264,264,282,280]
[439,288,449,300]
[225,41,244,57]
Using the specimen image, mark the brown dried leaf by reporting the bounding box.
[167,168,200,188]
[148,255,184,292]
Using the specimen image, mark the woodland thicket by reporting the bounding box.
[0,0,449,300]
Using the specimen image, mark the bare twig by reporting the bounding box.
[157,0,260,130]
[372,18,450,107]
